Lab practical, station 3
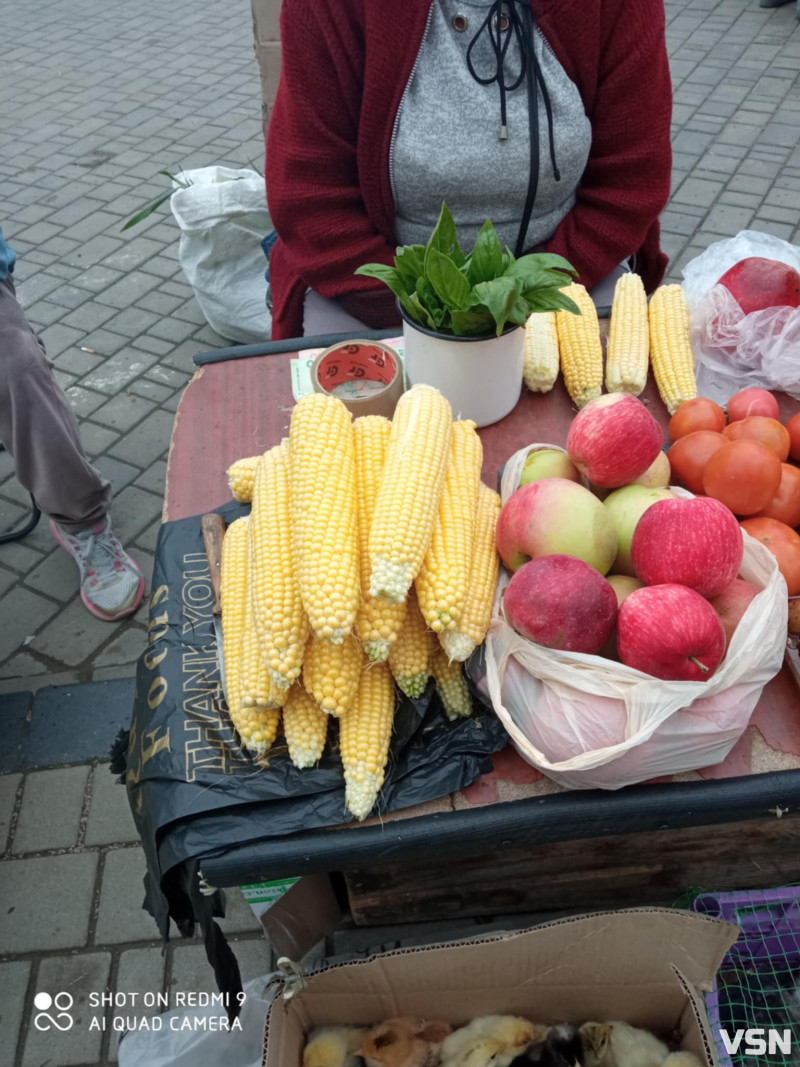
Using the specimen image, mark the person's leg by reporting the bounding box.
[0,275,143,620]
[0,275,111,531]
[302,289,371,336]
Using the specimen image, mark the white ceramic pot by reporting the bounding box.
[399,306,524,427]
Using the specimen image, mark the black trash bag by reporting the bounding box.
[117,503,509,1012]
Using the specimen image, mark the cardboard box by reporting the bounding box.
[263,908,738,1067]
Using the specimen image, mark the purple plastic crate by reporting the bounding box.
[692,888,800,1067]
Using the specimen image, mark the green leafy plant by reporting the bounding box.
[356,202,580,338]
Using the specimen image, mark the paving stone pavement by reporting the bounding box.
[0,0,799,1063]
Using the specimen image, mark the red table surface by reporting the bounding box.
[165,353,800,802]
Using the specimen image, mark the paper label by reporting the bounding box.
[240,877,300,906]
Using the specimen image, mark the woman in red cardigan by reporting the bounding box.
[265,0,673,341]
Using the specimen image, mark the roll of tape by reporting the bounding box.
[311,340,405,418]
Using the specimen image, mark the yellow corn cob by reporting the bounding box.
[340,662,395,820]
[289,394,360,642]
[353,415,407,661]
[523,311,560,393]
[557,283,603,408]
[220,516,249,725]
[605,272,650,396]
[415,420,482,632]
[369,384,452,604]
[240,587,282,710]
[431,646,473,721]
[303,634,363,718]
[388,587,433,698]
[648,284,697,415]
[238,707,281,758]
[440,482,501,662]
[282,681,328,768]
[250,443,309,690]
[226,454,260,503]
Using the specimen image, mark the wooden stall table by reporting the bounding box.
[162,335,800,925]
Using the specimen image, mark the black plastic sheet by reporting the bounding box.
[118,502,509,1009]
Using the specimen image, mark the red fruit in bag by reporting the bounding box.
[717,257,800,315]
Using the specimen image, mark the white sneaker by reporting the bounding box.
[51,516,144,621]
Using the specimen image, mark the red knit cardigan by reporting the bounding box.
[266,0,672,341]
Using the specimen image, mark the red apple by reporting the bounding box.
[495,477,617,575]
[631,496,744,597]
[503,555,618,653]
[519,447,581,486]
[707,578,761,648]
[717,257,800,315]
[566,394,663,488]
[617,585,726,681]
[603,484,674,576]
[726,387,780,423]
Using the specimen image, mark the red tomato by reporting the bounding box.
[740,517,800,595]
[726,387,780,422]
[753,464,800,528]
[668,397,726,440]
[666,431,728,495]
[722,416,791,461]
[702,440,782,516]
[786,413,800,462]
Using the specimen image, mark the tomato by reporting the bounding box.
[786,413,800,462]
[668,397,726,440]
[722,416,790,461]
[753,464,800,528]
[667,431,728,495]
[726,387,780,422]
[702,439,782,515]
[740,517,800,596]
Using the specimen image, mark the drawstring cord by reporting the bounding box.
[465,0,560,257]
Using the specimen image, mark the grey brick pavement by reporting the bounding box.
[0,0,798,1063]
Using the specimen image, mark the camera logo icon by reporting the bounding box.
[33,992,75,1032]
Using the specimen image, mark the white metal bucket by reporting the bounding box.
[400,309,524,427]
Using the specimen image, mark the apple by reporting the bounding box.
[603,484,674,576]
[632,450,671,488]
[566,393,663,488]
[607,575,644,603]
[717,257,800,315]
[631,496,744,598]
[599,575,644,659]
[726,387,779,423]
[519,447,581,486]
[617,584,726,681]
[707,578,761,648]
[503,554,618,653]
[496,477,618,575]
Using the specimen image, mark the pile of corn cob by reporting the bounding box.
[221,384,501,820]
[522,277,697,416]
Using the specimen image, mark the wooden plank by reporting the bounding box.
[344,814,800,924]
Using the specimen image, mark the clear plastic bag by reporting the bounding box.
[480,446,788,791]
[680,230,800,403]
[117,975,275,1067]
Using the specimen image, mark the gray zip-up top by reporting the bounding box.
[391,0,592,256]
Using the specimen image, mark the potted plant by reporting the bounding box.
[356,202,579,426]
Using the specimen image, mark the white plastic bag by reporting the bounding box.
[117,975,275,1067]
[681,230,800,403]
[170,166,272,345]
[481,446,788,791]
